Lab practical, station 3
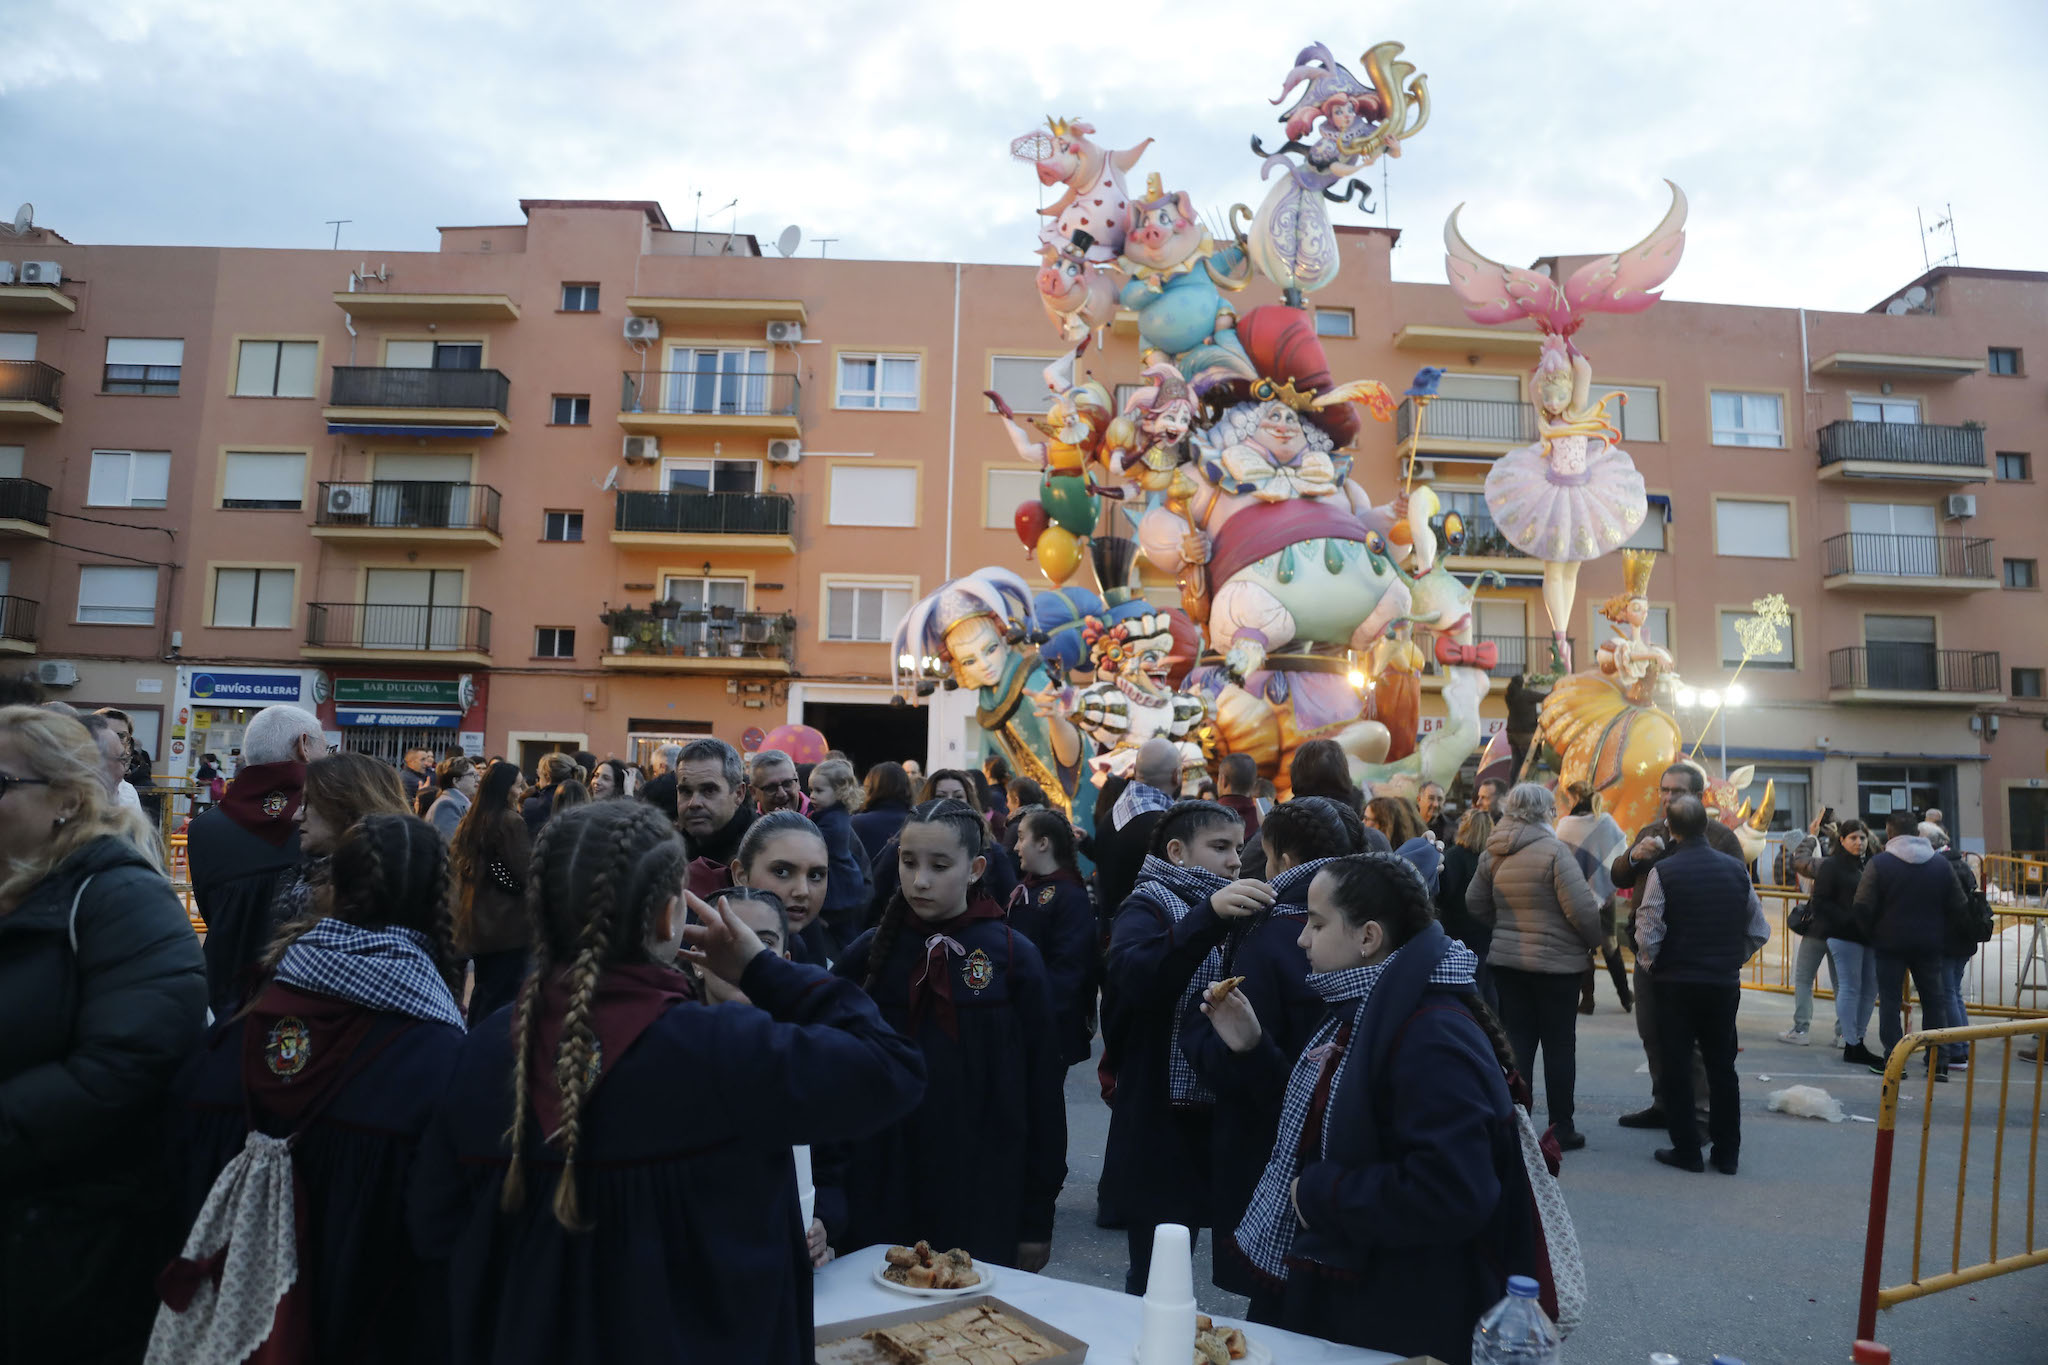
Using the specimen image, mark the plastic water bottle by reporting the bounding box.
[1472,1275,1560,1364]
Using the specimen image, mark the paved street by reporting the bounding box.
[1038,987,2046,1363]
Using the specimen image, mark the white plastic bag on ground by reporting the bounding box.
[1766,1084,1846,1123]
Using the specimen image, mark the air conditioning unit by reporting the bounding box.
[766,319,803,343]
[622,435,659,464]
[623,315,660,341]
[0,263,14,285]
[766,438,803,465]
[324,485,369,518]
[1944,493,1978,520]
[36,660,78,688]
[18,261,60,285]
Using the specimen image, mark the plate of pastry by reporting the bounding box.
[1132,1314,1269,1364]
[873,1241,994,1298]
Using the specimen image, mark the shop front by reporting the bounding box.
[173,667,326,782]
[318,671,489,765]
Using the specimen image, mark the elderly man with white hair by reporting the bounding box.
[185,704,325,1016]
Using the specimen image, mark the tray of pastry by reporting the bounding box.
[816,1295,1087,1365]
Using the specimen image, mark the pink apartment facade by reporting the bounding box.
[1,200,2043,850]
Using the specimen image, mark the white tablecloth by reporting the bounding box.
[815,1246,1402,1363]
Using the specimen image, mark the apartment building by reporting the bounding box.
[1,199,2042,849]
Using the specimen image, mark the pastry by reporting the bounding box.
[1208,976,1246,1001]
[881,1241,983,1290]
[862,1304,1064,1363]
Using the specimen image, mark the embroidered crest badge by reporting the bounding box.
[963,948,995,992]
[1037,885,1058,906]
[265,1016,312,1077]
[261,791,289,818]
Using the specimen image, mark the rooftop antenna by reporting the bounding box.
[1,203,32,236]
[816,238,838,258]
[693,194,736,255]
[1918,203,1958,271]
[775,225,803,258]
[324,218,351,250]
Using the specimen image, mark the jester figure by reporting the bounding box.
[1033,609,1209,785]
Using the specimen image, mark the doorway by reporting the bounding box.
[804,701,926,776]
[2008,788,2048,856]
[1855,763,1957,835]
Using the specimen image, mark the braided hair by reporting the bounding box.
[1013,805,1077,873]
[1149,798,1243,860]
[1259,797,1355,870]
[862,798,988,995]
[258,813,460,998]
[502,801,688,1231]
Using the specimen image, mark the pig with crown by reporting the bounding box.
[1118,175,1259,390]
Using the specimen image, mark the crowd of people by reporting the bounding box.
[0,682,1991,1364]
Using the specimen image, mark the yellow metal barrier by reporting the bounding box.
[1855,1019,2048,1353]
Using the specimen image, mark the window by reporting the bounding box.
[1713,499,1792,558]
[1997,452,2031,481]
[1719,608,1796,669]
[1740,765,1810,836]
[1602,383,1662,442]
[211,567,294,628]
[1435,373,1521,401]
[1988,347,2020,376]
[1862,614,1937,690]
[663,576,746,612]
[987,356,1058,414]
[1313,308,1355,338]
[0,333,35,361]
[1624,498,1669,550]
[0,445,22,479]
[550,395,591,425]
[2012,667,2043,699]
[233,340,318,397]
[384,340,482,369]
[535,627,576,658]
[829,465,918,527]
[984,468,1042,529]
[543,510,584,542]
[88,450,171,508]
[362,568,466,649]
[1851,397,1920,425]
[661,459,759,494]
[2005,558,2038,589]
[221,452,306,509]
[77,565,159,625]
[104,338,183,395]
[837,353,920,410]
[662,348,768,414]
[1709,390,1783,447]
[1844,502,1940,575]
[561,283,599,312]
[1592,604,1670,650]
[825,581,914,642]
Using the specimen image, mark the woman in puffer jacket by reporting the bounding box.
[1465,782,1604,1150]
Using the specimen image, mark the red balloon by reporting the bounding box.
[1013,499,1050,549]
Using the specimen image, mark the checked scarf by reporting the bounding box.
[1130,854,1232,1106]
[1231,938,1479,1281]
[274,919,466,1030]
[1113,780,1175,832]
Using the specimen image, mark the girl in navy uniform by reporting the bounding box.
[731,810,836,966]
[1008,805,1098,1069]
[408,801,925,1365]
[167,813,467,1364]
[1182,796,1359,1295]
[1205,855,1539,1362]
[836,798,1067,1270]
[1102,799,1275,1294]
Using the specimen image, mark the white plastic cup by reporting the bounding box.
[793,1144,815,1231]
[1137,1223,1196,1365]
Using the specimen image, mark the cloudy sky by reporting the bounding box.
[5,0,2042,312]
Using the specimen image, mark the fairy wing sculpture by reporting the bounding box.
[1445,180,1687,332]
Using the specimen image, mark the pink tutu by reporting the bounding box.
[1485,434,1647,563]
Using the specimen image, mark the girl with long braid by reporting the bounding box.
[1007,804,1099,1070]
[835,798,1067,1271]
[1203,853,1541,1360]
[409,802,924,1365]
[166,814,466,1363]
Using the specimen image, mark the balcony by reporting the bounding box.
[330,290,520,322]
[1393,324,1544,355]
[611,490,796,552]
[1827,645,2001,705]
[312,482,503,547]
[618,370,800,437]
[0,284,76,315]
[0,596,37,654]
[303,603,492,665]
[1443,511,1533,571]
[1821,532,1995,591]
[599,605,794,676]
[1477,634,1575,680]
[620,296,805,328]
[1816,420,1987,484]
[0,360,63,425]
[323,366,512,437]
[0,478,51,539]
[1394,395,1535,457]
[1810,351,1984,381]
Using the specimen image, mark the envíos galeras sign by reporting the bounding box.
[188,671,304,703]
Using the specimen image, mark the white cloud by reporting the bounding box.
[2,0,2042,309]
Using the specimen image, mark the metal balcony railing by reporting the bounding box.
[1475,634,1576,679]
[620,370,799,419]
[1821,532,1993,580]
[1829,645,1999,693]
[613,490,794,536]
[307,602,492,654]
[1447,512,1531,560]
[1395,395,1537,446]
[0,595,38,643]
[0,478,51,526]
[603,605,794,665]
[1817,420,1987,470]
[329,366,511,413]
[315,482,502,534]
[0,360,62,410]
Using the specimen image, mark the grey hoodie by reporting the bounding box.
[1466,816,1605,974]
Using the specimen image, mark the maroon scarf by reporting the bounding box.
[525,962,695,1141]
[239,983,379,1123]
[218,761,306,847]
[907,897,1007,1039]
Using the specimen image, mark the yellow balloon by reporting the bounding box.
[1034,526,1083,585]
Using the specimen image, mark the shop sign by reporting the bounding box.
[458,732,485,758]
[334,708,463,729]
[189,671,304,703]
[332,678,464,707]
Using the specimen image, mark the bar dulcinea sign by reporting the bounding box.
[331,678,462,707]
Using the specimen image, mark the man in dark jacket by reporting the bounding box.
[1854,811,1966,1077]
[1925,822,1986,1069]
[1610,761,1747,1129]
[188,703,322,1017]
[677,737,755,900]
[1634,796,1768,1174]
[399,747,432,809]
[1097,739,1181,915]
[1215,752,1263,844]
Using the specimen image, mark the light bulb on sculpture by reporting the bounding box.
[1347,667,1367,691]
[1676,686,1698,709]
[1698,689,1720,710]
[1724,683,1748,707]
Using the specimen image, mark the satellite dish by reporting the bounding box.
[1903,285,1928,307]
[775,225,803,259]
[1885,298,1911,316]
[6,203,30,235]
[600,466,620,492]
